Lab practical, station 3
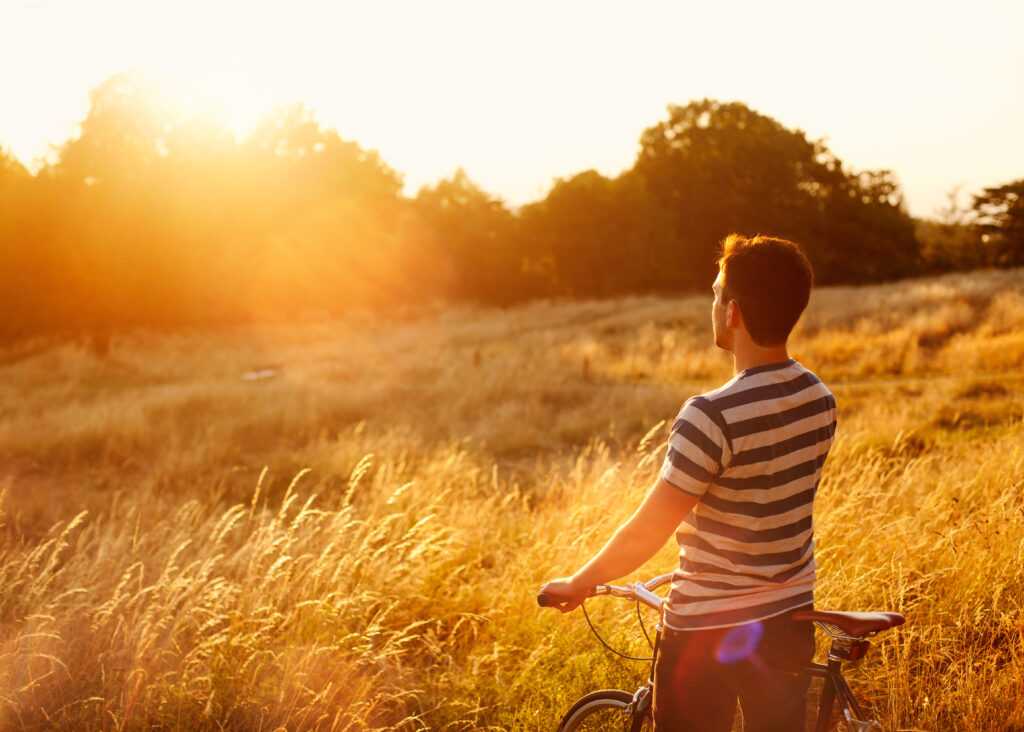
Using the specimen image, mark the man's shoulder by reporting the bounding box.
[698,360,834,420]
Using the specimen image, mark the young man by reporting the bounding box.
[539,234,837,731]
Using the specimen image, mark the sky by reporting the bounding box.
[2,0,1023,218]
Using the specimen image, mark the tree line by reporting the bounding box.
[1,72,1021,341]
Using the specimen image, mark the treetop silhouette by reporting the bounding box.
[0,78,1005,341]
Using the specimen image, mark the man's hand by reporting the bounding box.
[538,575,593,613]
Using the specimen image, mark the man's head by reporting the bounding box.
[711,234,813,352]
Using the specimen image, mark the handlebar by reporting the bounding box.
[537,573,674,612]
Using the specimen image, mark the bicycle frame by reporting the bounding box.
[804,658,877,732]
[555,574,882,731]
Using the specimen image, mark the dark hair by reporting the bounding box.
[718,233,813,346]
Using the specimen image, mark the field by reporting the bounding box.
[2,268,1024,730]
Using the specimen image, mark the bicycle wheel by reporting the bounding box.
[841,708,882,731]
[556,689,651,731]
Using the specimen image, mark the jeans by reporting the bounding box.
[652,607,815,731]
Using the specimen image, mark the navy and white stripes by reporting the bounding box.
[658,359,836,631]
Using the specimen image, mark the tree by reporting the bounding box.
[0,146,41,339]
[19,75,421,334]
[51,72,173,188]
[413,170,521,303]
[519,170,670,296]
[813,167,920,283]
[915,186,984,272]
[972,179,1024,267]
[227,103,411,313]
[0,146,29,184]
[632,99,920,286]
[242,103,403,205]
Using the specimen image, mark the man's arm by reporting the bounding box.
[539,477,699,612]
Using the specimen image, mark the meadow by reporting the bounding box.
[2,267,1023,730]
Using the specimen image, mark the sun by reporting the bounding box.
[154,64,275,141]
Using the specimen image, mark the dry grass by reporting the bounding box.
[2,267,1024,730]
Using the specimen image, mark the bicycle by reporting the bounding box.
[538,573,905,731]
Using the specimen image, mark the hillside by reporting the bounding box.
[2,268,1023,729]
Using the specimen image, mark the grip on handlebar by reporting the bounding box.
[537,587,598,607]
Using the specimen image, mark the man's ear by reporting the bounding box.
[726,300,744,330]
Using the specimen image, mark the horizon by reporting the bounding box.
[3,0,1023,218]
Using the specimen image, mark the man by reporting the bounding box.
[539,233,837,731]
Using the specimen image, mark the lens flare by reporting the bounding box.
[715,621,764,664]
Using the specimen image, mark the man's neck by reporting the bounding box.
[732,344,791,375]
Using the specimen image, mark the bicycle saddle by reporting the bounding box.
[791,610,905,638]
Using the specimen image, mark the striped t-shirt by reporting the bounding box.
[659,359,836,631]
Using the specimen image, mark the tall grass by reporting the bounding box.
[2,268,1023,730]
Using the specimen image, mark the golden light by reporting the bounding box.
[2,0,1023,212]
[155,65,275,141]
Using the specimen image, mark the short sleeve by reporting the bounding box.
[659,397,730,498]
